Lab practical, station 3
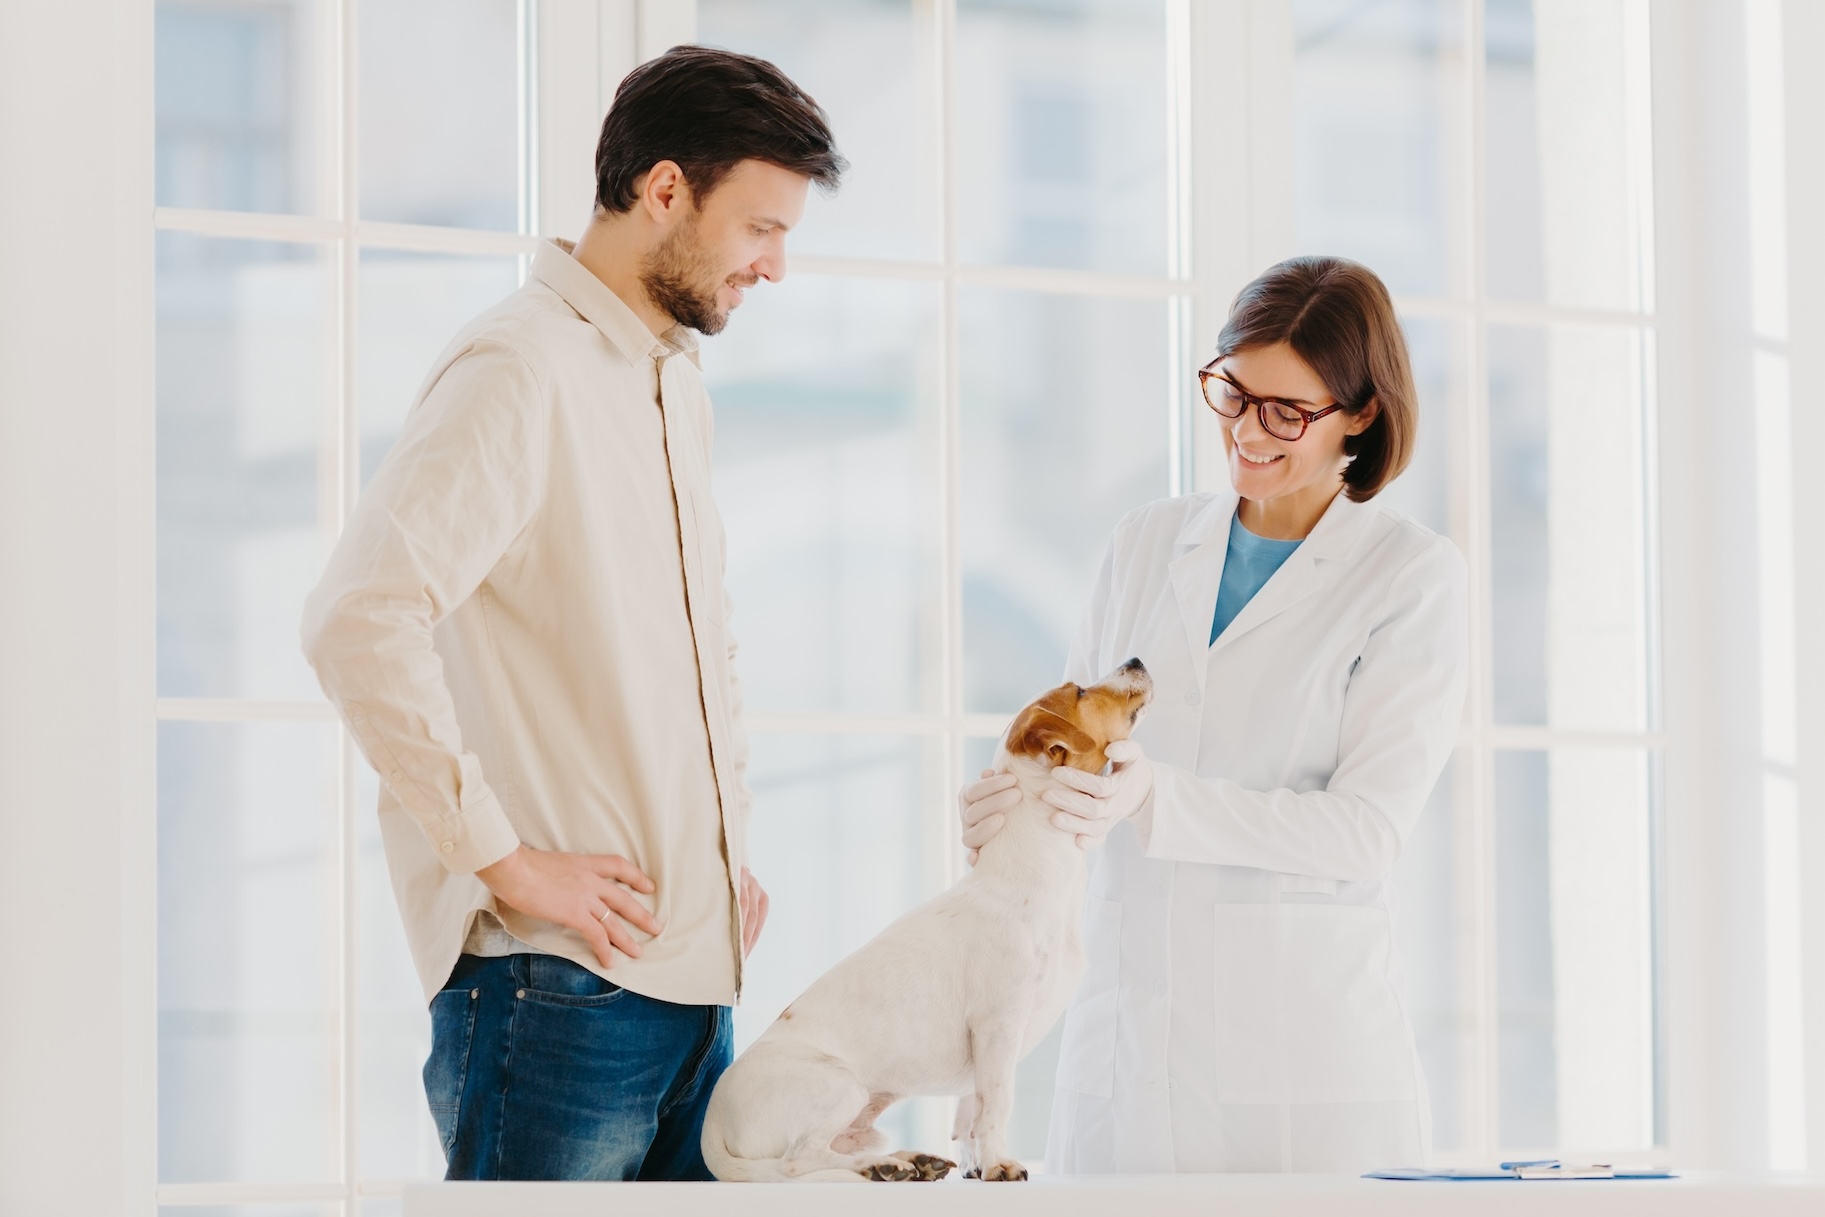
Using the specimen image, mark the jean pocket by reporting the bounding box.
[516,953,628,1008]
[423,986,479,1155]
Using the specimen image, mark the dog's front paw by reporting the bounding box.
[964,1158,1028,1182]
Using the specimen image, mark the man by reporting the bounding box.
[300,46,844,1181]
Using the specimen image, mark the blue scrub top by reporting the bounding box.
[1209,512,1303,645]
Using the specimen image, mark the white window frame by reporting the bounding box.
[141,0,1825,1207]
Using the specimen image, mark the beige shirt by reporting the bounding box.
[301,239,749,1007]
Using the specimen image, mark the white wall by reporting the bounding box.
[0,1,157,1214]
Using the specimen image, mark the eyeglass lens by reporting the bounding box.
[1203,377,1309,440]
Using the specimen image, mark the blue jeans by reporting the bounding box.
[423,953,732,1180]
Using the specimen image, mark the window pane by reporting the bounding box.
[159,721,339,1183]
[703,276,944,715]
[955,0,1168,275]
[359,0,520,230]
[359,250,523,485]
[960,289,1170,713]
[739,733,950,1149]
[1293,0,1470,298]
[1489,322,1650,730]
[1393,751,1474,1153]
[698,0,940,262]
[156,0,322,215]
[354,765,445,1182]
[157,233,329,702]
[1496,748,1656,1152]
[1484,0,1651,311]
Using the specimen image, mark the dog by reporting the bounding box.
[700,658,1153,1182]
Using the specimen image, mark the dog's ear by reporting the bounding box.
[1007,706,1099,769]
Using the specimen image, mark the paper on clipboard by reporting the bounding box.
[1365,1160,1676,1181]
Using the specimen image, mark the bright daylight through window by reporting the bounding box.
[150,0,1668,1208]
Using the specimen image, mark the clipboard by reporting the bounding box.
[1366,1160,1677,1181]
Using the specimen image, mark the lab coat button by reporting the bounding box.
[440,841,455,854]
[1183,689,1200,706]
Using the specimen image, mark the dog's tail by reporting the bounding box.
[700,1115,867,1183]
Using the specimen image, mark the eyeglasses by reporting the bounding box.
[1197,361,1348,442]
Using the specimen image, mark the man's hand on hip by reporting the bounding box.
[740,867,769,957]
[475,844,662,970]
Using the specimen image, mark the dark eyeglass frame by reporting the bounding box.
[1197,359,1348,442]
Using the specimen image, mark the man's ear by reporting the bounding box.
[1007,707,1097,768]
[639,159,692,223]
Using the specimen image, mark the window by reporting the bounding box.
[153,1,564,1209]
[1288,0,1661,1158]
[152,0,1671,1205]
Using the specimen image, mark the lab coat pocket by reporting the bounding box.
[1211,903,1417,1105]
[1055,898,1122,1098]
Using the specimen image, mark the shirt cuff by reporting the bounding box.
[430,787,520,875]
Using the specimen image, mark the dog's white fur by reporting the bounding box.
[700,662,1151,1183]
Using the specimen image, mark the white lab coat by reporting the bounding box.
[1045,488,1468,1174]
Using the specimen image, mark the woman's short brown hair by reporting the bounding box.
[1216,256,1416,502]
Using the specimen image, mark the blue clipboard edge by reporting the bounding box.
[1365,1167,1678,1182]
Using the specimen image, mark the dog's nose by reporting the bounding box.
[1121,657,1147,674]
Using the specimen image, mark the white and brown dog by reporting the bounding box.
[700,659,1153,1183]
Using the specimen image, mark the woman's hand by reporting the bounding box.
[1042,739,1154,848]
[958,770,1022,865]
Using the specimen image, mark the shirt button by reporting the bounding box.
[440,841,455,854]
[1183,689,1200,706]
[390,770,403,780]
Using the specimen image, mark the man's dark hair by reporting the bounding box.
[595,46,846,213]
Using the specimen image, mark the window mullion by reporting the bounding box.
[1461,0,1502,1165]
[334,0,360,1205]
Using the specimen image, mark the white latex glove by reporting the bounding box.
[1040,739,1154,849]
[958,769,1021,866]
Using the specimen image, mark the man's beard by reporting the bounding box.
[639,217,745,336]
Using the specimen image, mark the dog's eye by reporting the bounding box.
[1075,686,1086,698]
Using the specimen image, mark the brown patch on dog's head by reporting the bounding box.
[1004,658,1153,773]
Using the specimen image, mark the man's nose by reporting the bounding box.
[754,238,787,284]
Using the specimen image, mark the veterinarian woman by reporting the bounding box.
[960,256,1468,1174]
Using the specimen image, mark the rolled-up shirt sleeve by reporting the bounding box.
[300,339,549,875]
[1139,540,1469,882]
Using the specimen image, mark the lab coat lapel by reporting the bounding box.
[1166,494,1236,689]
[1208,491,1373,656]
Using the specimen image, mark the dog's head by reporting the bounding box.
[1003,658,1153,774]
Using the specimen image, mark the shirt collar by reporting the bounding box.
[1175,486,1375,560]
[530,238,702,366]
